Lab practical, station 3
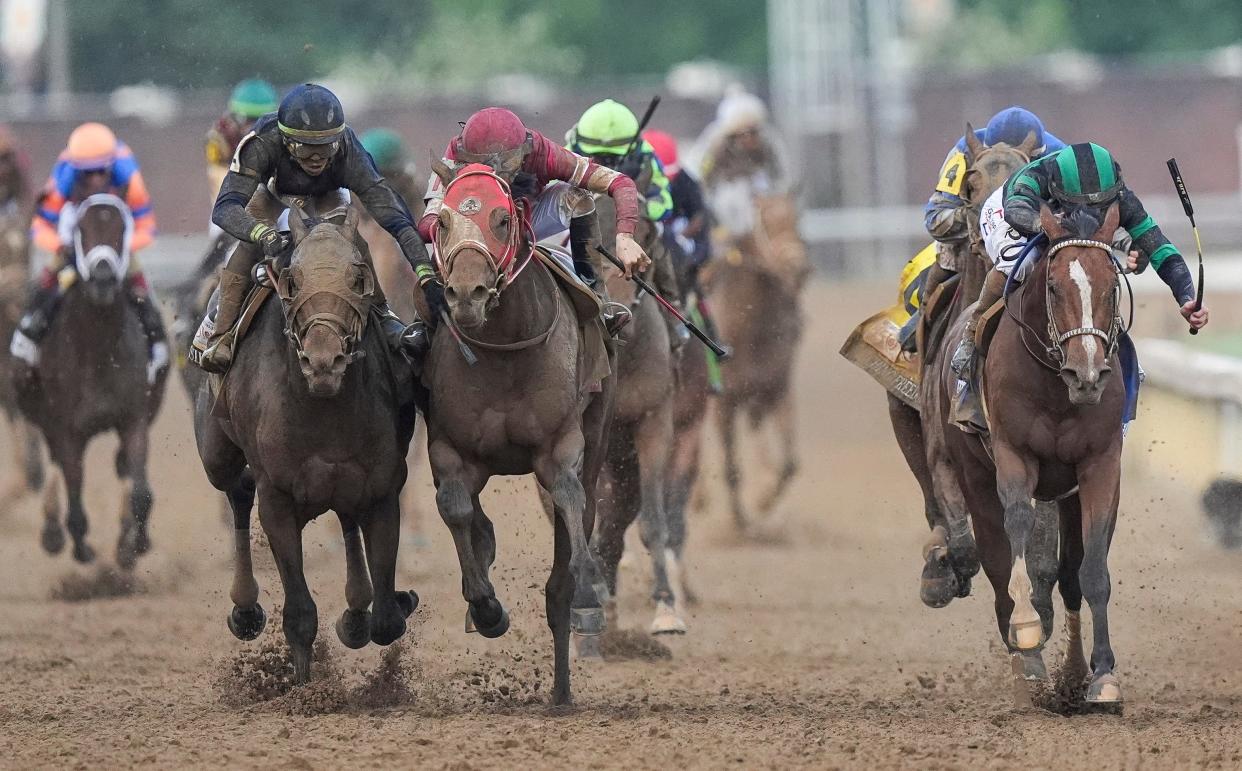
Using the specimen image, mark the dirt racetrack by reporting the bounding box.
[2,279,1241,769]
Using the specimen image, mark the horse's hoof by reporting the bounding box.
[649,601,687,635]
[72,541,96,564]
[1013,649,1048,681]
[1086,673,1123,705]
[571,607,605,636]
[954,575,972,598]
[335,608,372,649]
[920,553,958,609]
[227,604,267,641]
[40,523,65,555]
[466,601,509,639]
[395,590,419,618]
[1008,619,1044,651]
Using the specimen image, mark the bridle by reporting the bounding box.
[62,193,133,283]
[432,165,535,305]
[1006,236,1127,372]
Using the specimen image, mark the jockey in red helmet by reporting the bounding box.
[420,107,651,284]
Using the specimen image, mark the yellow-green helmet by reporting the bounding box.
[569,99,639,156]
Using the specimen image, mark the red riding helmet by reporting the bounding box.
[456,107,532,175]
[642,129,679,177]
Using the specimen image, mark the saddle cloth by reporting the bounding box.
[531,244,611,392]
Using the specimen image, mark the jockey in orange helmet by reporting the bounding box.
[13,122,166,381]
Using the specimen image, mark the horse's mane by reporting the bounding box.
[1058,205,1104,239]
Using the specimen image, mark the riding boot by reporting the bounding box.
[950,269,1008,433]
[570,212,631,336]
[198,268,253,374]
[127,280,170,385]
[10,280,63,371]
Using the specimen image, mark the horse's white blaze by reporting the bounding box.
[1069,258,1100,373]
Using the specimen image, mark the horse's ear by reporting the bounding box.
[288,204,310,243]
[340,203,360,242]
[1096,201,1120,242]
[431,154,455,186]
[963,122,985,163]
[1038,202,1063,239]
[1017,130,1039,157]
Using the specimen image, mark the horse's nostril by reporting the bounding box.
[470,286,489,303]
[444,286,459,303]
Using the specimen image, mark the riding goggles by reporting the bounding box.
[284,138,341,164]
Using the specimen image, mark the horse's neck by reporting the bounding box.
[478,256,559,345]
[1018,258,1051,342]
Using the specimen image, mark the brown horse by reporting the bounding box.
[194,204,419,684]
[17,194,167,566]
[940,203,1126,706]
[424,161,615,706]
[0,191,42,501]
[591,199,684,635]
[897,128,1040,607]
[708,193,807,533]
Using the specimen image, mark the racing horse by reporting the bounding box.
[0,184,42,501]
[17,194,167,566]
[423,161,615,706]
[897,127,1043,606]
[590,194,685,635]
[708,192,808,533]
[939,203,1127,707]
[194,201,419,684]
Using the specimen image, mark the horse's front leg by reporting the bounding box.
[257,486,316,684]
[225,468,265,641]
[360,493,419,646]
[992,440,1043,650]
[635,400,684,635]
[334,514,374,649]
[115,420,153,569]
[428,439,505,637]
[1076,443,1124,707]
[56,439,94,564]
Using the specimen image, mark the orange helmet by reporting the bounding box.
[65,122,118,170]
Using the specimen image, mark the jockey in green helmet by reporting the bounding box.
[567,99,686,348]
[360,128,425,219]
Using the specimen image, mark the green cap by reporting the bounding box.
[360,128,405,170]
[569,99,639,156]
[229,78,279,120]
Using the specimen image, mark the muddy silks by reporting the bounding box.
[838,243,936,408]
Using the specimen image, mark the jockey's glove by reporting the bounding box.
[257,227,291,258]
[420,278,448,329]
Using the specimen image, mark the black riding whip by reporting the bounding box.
[596,245,729,357]
[619,95,662,162]
[1166,158,1205,335]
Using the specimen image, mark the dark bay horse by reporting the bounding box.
[194,204,419,684]
[17,194,167,567]
[0,189,42,501]
[424,161,615,706]
[708,193,807,534]
[591,198,684,635]
[940,203,1126,707]
[896,128,1040,606]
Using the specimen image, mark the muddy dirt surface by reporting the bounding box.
[1,281,1241,769]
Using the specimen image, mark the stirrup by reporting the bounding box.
[198,338,233,374]
[602,301,632,336]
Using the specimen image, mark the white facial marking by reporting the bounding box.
[1068,258,1098,369]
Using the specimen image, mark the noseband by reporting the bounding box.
[62,193,133,282]
[264,240,375,365]
[1010,237,1124,371]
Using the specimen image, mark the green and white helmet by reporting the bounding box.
[1048,142,1124,206]
[567,99,639,156]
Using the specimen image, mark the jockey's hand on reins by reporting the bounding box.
[259,228,291,258]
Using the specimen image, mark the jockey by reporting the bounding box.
[194,78,281,284]
[918,107,1065,308]
[949,142,1209,431]
[201,83,433,373]
[566,99,687,347]
[360,128,425,220]
[417,106,652,334]
[697,90,789,197]
[12,122,166,379]
[206,78,279,201]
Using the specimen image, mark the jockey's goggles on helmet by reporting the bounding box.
[455,137,532,177]
[284,138,341,164]
[1049,179,1123,207]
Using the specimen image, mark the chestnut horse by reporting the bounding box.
[424,161,615,706]
[940,203,1126,707]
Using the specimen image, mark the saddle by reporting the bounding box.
[187,281,273,373]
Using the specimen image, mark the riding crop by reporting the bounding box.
[596,244,730,357]
[1166,158,1205,335]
